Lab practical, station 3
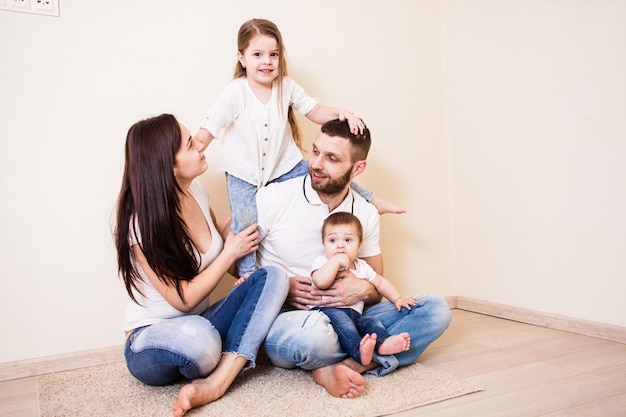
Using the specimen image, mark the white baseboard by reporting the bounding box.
[0,345,124,382]
[454,296,626,344]
[2,298,623,382]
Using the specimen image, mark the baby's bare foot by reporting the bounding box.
[359,333,377,366]
[378,332,411,356]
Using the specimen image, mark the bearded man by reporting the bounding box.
[255,119,451,399]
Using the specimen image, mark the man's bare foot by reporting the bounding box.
[370,195,406,215]
[378,332,411,356]
[173,378,226,417]
[312,363,365,399]
[359,333,377,366]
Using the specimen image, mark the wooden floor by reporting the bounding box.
[1,309,625,417]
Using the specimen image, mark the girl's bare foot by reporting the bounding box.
[370,195,406,215]
[378,332,411,356]
[359,333,377,366]
[312,363,365,399]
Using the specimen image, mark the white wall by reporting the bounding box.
[443,0,626,327]
[1,0,623,365]
[0,0,450,363]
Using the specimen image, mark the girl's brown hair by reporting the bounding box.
[234,18,303,151]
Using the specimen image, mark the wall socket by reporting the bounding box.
[0,0,58,16]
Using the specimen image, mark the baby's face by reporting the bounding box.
[323,224,361,261]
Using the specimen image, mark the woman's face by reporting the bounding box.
[173,123,208,184]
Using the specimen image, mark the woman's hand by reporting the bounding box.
[222,223,259,261]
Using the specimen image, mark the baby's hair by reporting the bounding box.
[322,212,363,242]
[234,18,303,151]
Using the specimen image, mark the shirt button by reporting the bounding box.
[264,123,268,127]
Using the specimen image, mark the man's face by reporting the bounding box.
[309,132,355,195]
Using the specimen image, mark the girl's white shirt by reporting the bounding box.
[123,180,224,332]
[200,76,318,187]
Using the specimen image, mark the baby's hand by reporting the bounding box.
[394,296,418,311]
[333,253,351,271]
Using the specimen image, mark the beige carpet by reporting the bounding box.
[38,361,482,417]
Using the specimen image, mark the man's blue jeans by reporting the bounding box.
[124,266,288,386]
[265,294,451,376]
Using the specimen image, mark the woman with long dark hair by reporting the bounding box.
[115,113,288,416]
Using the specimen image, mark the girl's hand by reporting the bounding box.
[394,296,418,311]
[338,111,365,135]
[223,223,259,261]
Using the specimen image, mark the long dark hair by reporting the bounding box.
[115,113,199,304]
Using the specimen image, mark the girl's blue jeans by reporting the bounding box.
[124,266,288,386]
[227,160,373,276]
[265,293,451,377]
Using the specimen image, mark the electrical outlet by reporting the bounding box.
[0,0,58,15]
[10,0,29,8]
[33,0,52,11]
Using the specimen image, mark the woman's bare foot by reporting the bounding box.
[173,378,226,417]
[312,363,365,399]
[173,353,247,417]
[370,195,406,215]
[378,332,411,356]
[359,333,377,366]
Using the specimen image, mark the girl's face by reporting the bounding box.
[173,123,207,185]
[323,223,362,262]
[238,34,280,88]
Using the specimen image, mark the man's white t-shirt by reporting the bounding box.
[256,174,380,278]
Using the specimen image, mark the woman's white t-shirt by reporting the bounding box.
[123,180,224,332]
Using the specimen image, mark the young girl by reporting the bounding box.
[115,114,288,417]
[194,18,404,277]
[311,212,416,371]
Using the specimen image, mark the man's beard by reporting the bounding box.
[310,166,353,195]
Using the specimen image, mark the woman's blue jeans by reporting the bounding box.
[227,160,373,276]
[265,293,451,377]
[124,266,288,386]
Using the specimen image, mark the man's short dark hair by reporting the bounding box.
[320,119,371,161]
